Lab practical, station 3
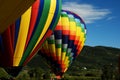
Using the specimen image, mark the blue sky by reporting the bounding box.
[62,0,120,48]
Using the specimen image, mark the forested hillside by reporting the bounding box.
[28,45,120,72]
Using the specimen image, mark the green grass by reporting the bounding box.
[0,67,11,79]
[64,76,101,80]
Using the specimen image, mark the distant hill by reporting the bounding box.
[70,45,120,69]
[28,45,120,71]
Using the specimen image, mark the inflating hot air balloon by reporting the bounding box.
[0,0,61,77]
[39,10,87,79]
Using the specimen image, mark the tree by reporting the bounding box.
[118,54,120,74]
[101,64,114,80]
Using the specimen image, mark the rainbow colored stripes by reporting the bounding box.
[39,10,86,76]
[0,0,61,67]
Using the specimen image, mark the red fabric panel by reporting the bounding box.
[10,24,15,50]
[62,30,69,35]
[1,27,14,66]
[25,0,40,49]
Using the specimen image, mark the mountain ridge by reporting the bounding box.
[28,45,120,71]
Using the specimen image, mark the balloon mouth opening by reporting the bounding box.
[4,66,22,77]
[55,72,64,79]
[56,75,62,79]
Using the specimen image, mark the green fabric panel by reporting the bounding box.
[39,0,62,50]
[76,22,81,27]
[70,59,73,65]
[56,44,62,48]
[84,34,86,38]
[48,39,55,44]
[69,17,75,22]
[81,28,85,32]
[61,13,68,17]
[62,48,67,52]
[66,52,70,56]
[19,0,50,66]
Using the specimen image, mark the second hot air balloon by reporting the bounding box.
[39,10,87,79]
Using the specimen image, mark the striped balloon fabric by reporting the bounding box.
[0,0,61,67]
[39,10,87,77]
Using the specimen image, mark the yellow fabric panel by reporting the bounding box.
[69,21,76,35]
[61,52,66,63]
[64,56,69,66]
[32,0,56,52]
[51,44,56,53]
[77,35,82,47]
[56,48,61,61]
[77,35,85,55]
[76,27,81,37]
[61,17,69,30]
[56,48,61,57]
[51,44,56,58]
[74,26,79,44]
[66,62,69,68]
[13,7,32,66]
[79,27,82,34]
[82,38,85,46]
[78,42,84,55]
[80,32,84,41]
[75,27,81,44]
[48,44,56,57]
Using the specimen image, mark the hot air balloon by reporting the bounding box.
[0,0,36,34]
[0,0,61,77]
[39,10,87,79]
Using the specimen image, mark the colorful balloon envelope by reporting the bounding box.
[0,0,61,68]
[39,10,87,78]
